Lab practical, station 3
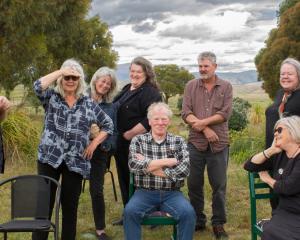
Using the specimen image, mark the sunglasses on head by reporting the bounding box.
[63,75,79,81]
[274,127,283,134]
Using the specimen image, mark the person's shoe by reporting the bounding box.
[112,217,123,226]
[97,232,111,240]
[213,225,228,239]
[195,223,206,231]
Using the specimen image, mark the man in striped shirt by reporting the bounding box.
[123,102,195,240]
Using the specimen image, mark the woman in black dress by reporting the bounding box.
[112,57,162,224]
[244,116,300,240]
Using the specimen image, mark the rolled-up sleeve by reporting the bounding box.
[33,79,54,108]
[95,105,113,135]
[215,83,233,121]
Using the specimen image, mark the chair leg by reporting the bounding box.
[107,170,118,201]
[4,232,7,240]
[172,224,177,240]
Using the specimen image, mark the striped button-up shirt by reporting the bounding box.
[34,79,113,177]
[129,132,190,191]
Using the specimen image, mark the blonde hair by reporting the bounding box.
[55,58,86,98]
[90,67,117,102]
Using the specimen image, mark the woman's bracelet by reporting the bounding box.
[262,150,270,159]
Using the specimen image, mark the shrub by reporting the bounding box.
[1,110,41,165]
[229,97,251,131]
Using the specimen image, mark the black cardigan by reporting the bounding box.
[265,88,300,148]
[113,82,162,134]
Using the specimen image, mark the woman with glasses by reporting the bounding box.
[33,59,113,240]
[88,67,118,240]
[265,58,300,209]
[244,116,300,240]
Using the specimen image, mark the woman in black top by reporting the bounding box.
[244,116,300,240]
[265,58,300,149]
[112,57,162,224]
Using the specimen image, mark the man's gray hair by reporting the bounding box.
[275,115,300,144]
[281,57,300,89]
[197,51,217,64]
[90,67,117,102]
[55,58,86,98]
[147,102,173,120]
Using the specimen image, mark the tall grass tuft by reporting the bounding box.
[1,110,41,166]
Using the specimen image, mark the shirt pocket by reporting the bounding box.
[213,96,224,110]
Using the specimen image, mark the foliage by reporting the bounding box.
[177,96,183,111]
[1,110,41,164]
[154,64,194,103]
[255,1,300,99]
[229,97,251,131]
[0,0,118,100]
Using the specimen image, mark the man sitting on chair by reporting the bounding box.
[123,102,196,240]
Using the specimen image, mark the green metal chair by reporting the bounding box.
[129,173,178,240]
[248,172,274,240]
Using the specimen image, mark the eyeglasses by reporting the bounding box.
[274,127,283,134]
[63,75,80,81]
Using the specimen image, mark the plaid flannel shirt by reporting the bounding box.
[129,132,190,190]
[34,79,113,177]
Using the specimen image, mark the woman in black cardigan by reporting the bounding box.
[244,116,300,240]
[112,57,162,224]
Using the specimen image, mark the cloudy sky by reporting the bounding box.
[90,0,282,72]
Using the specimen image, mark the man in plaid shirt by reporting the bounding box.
[123,102,195,240]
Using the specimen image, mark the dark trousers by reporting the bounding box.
[114,136,130,206]
[89,147,108,230]
[32,161,83,240]
[187,143,228,226]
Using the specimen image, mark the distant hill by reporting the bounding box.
[192,70,258,85]
[115,63,258,85]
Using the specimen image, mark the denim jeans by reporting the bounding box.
[124,189,196,240]
[187,143,228,226]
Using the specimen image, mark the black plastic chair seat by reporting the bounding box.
[0,219,52,231]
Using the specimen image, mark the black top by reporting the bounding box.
[113,82,162,134]
[244,152,300,214]
[265,89,300,148]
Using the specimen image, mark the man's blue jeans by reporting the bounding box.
[124,189,196,240]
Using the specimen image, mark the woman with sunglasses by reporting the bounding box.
[244,116,300,240]
[87,67,118,240]
[33,59,113,240]
[265,58,300,209]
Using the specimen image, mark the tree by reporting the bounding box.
[255,1,300,99]
[154,64,194,103]
[0,0,118,100]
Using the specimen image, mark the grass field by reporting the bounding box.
[0,83,272,239]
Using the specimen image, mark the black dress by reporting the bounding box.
[244,153,300,240]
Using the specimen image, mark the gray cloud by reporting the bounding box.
[159,24,213,41]
[132,21,157,33]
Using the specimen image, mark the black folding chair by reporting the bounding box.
[82,156,118,201]
[0,175,61,240]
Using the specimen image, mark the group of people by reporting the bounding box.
[30,51,232,240]
[0,51,299,240]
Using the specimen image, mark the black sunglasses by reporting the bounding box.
[63,75,80,81]
[274,127,283,134]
